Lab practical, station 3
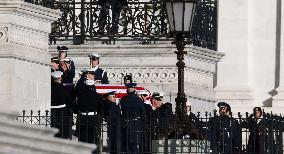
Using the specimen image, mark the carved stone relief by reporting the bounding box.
[8,25,48,50]
[0,27,8,43]
[76,66,214,90]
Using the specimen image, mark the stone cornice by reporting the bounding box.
[0,53,50,66]
[50,44,225,59]
[0,0,61,33]
[0,0,61,21]
[187,46,225,62]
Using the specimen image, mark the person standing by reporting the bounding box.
[103,91,121,154]
[75,69,103,147]
[57,46,75,96]
[88,53,109,84]
[208,102,241,153]
[120,83,145,153]
[97,0,127,34]
[50,71,73,139]
[51,57,59,72]
[242,107,274,153]
[57,46,75,85]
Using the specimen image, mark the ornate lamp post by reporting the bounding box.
[165,0,197,117]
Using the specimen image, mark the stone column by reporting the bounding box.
[216,0,277,112]
[0,0,60,112]
[247,0,277,107]
[216,0,254,110]
[273,0,284,108]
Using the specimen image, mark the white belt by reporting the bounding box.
[80,112,96,115]
[51,104,66,109]
[63,83,73,86]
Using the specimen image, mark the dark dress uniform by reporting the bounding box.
[51,57,59,72]
[208,115,241,153]
[176,112,206,140]
[152,103,174,140]
[103,98,121,154]
[75,83,103,146]
[51,80,73,139]
[143,103,153,153]
[243,114,275,154]
[120,90,146,153]
[59,60,75,84]
[94,67,109,84]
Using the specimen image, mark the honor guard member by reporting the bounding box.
[150,93,173,140]
[88,53,109,84]
[123,74,132,84]
[209,102,241,153]
[103,91,121,154]
[51,57,59,72]
[75,69,104,146]
[57,46,75,85]
[176,101,205,139]
[137,90,152,153]
[242,107,274,153]
[51,71,73,139]
[120,83,146,153]
[57,46,75,97]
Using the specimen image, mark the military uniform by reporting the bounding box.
[51,71,73,139]
[103,91,121,154]
[94,67,108,84]
[51,57,59,72]
[208,102,241,153]
[242,107,275,154]
[57,46,75,96]
[75,82,103,145]
[120,83,146,153]
[88,53,109,84]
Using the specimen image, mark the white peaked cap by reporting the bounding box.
[84,79,95,85]
[137,90,149,95]
[60,57,71,62]
[186,101,191,106]
[51,71,63,78]
[88,53,101,58]
[83,68,95,72]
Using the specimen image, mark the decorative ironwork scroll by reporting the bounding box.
[25,0,217,50]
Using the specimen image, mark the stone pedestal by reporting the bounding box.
[50,44,224,114]
[0,0,60,112]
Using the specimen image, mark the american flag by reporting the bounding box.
[95,84,151,100]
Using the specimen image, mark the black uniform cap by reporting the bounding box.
[152,92,163,101]
[57,46,68,52]
[104,91,116,97]
[253,107,262,112]
[217,102,231,112]
[51,57,59,63]
[125,83,137,88]
[124,75,132,80]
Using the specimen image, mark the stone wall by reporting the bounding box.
[0,0,59,112]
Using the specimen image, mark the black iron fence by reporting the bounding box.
[24,0,217,50]
[17,110,284,154]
